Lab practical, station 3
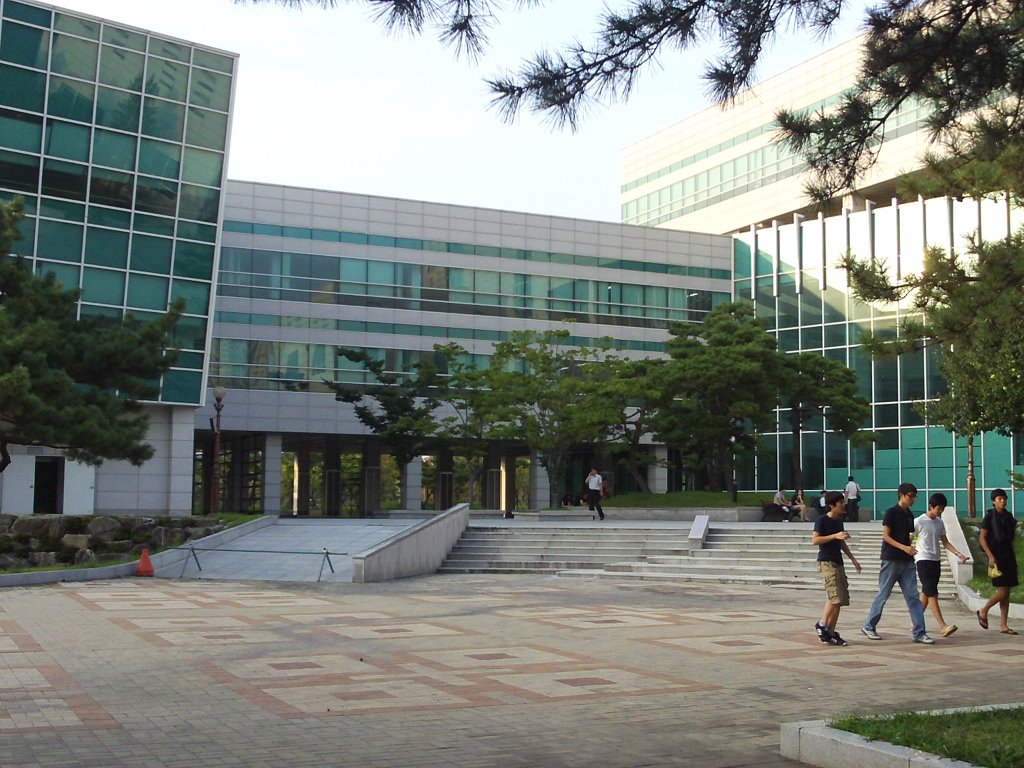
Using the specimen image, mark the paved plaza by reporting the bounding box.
[2,568,1023,768]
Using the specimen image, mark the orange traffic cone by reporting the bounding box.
[136,547,154,577]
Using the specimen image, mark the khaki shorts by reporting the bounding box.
[817,561,850,606]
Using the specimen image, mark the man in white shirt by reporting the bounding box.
[843,475,861,521]
[586,468,605,520]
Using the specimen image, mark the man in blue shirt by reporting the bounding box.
[861,482,934,644]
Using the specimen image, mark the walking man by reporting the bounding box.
[586,468,605,520]
[844,475,861,522]
[861,482,934,644]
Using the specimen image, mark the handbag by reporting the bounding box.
[988,564,1003,579]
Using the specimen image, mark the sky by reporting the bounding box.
[50,0,868,222]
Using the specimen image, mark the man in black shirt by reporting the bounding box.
[861,482,933,644]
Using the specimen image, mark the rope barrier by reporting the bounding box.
[169,545,347,582]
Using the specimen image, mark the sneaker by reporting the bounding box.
[826,633,848,646]
[861,627,882,640]
[913,634,936,645]
[815,622,830,642]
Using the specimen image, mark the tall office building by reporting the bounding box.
[620,36,933,235]
[0,0,236,515]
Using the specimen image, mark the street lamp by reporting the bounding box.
[209,385,226,517]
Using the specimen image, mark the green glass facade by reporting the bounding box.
[734,197,1024,516]
[0,0,236,404]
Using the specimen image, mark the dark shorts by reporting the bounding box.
[992,551,1019,588]
[916,559,941,597]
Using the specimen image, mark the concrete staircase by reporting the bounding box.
[437,524,693,574]
[560,522,956,592]
[438,521,957,591]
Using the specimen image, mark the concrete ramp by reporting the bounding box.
[157,518,422,582]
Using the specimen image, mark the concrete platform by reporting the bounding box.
[1,572,1022,767]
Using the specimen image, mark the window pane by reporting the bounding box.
[87,206,130,228]
[84,226,128,267]
[135,175,177,216]
[188,68,230,111]
[175,219,215,242]
[92,129,136,170]
[43,118,89,160]
[39,197,84,221]
[89,167,134,208]
[145,57,188,101]
[173,240,214,279]
[160,369,202,403]
[81,267,125,304]
[149,37,189,62]
[102,25,145,52]
[35,259,79,288]
[181,146,222,186]
[95,86,140,131]
[36,219,83,262]
[54,13,99,40]
[99,44,144,90]
[0,108,42,151]
[170,278,210,314]
[177,183,219,222]
[0,63,45,111]
[137,137,180,178]
[133,211,174,236]
[129,233,172,273]
[170,315,206,350]
[41,158,88,200]
[192,48,233,73]
[48,76,95,122]
[185,106,227,150]
[0,148,39,191]
[141,96,183,141]
[4,1,52,26]
[126,272,168,309]
[0,21,48,68]
[50,33,97,80]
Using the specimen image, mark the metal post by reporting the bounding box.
[209,386,226,516]
[967,434,977,518]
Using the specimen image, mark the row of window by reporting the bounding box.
[621,104,930,227]
[1,152,221,221]
[215,311,669,354]
[2,107,224,184]
[223,220,731,280]
[2,1,233,72]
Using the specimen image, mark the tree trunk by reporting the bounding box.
[626,442,651,493]
[0,439,9,474]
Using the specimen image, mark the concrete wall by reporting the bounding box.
[351,503,469,583]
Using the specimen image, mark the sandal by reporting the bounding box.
[1000,628,1018,635]
[977,611,989,630]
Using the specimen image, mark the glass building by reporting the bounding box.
[0,0,236,515]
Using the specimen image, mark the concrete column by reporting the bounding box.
[502,453,518,514]
[529,451,550,511]
[262,433,282,515]
[400,458,423,511]
[649,445,669,494]
[324,436,342,516]
[361,440,382,514]
[296,447,312,516]
[436,448,454,510]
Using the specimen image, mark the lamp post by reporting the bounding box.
[967,433,977,518]
[209,386,226,517]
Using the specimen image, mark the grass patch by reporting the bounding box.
[3,558,132,574]
[831,708,1024,768]
[601,490,765,508]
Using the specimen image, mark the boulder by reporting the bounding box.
[11,514,64,539]
[0,514,17,532]
[61,533,91,550]
[151,527,185,548]
[87,516,124,542]
[0,553,29,570]
[73,548,97,565]
[29,551,57,567]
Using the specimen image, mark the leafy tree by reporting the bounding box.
[780,351,873,491]
[325,348,444,469]
[597,355,666,494]
[487,329,620,508]
[655,302,781,498]
[244,1,1023,202]
[0,198,181,474]
[430,342,499,507]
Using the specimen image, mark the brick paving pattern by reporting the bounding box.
[1,574,1022,767]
